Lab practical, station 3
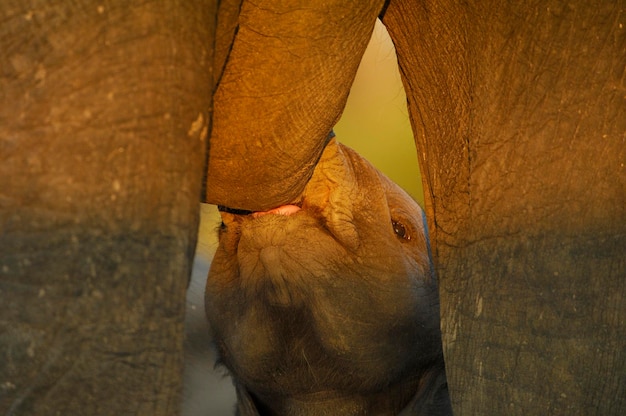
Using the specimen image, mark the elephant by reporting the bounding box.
[205,137,451,415]
[1,1,214,415]
[1,0,624,415]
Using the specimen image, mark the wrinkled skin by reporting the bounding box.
[1,1,214,414]
[206,139,451,415]
[208,1,626,415]
[2,0,624,414]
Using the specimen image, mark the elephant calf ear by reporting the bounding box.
[303,139,360,251]
[205,0,386,212]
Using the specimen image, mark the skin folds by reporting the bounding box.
[206,139,449,415]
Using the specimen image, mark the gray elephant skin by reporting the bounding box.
[1,0,625,415]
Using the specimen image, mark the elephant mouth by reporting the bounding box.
[217,205,255,216]
[251,204,301,218]
[217,204,302,218]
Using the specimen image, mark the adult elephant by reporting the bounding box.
[207,0,625,415]
[1,1,624,416]
[0,1,215,415]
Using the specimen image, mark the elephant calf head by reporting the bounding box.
[205,139,450,415]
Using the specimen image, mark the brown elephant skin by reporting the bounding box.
[205,139,451,415]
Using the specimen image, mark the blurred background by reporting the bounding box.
[182,20,423,415]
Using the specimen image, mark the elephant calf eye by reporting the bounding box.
[392,220,411,241]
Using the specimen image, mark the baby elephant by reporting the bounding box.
[205,138,451,415]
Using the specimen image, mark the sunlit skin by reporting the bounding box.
[205,139,448,415]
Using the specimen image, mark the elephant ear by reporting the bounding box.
[205,0,386,211]
[303,139,360,251]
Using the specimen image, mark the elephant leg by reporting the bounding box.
[383,0,626,414]
[0,1,216,414]
[206,0,387,211]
